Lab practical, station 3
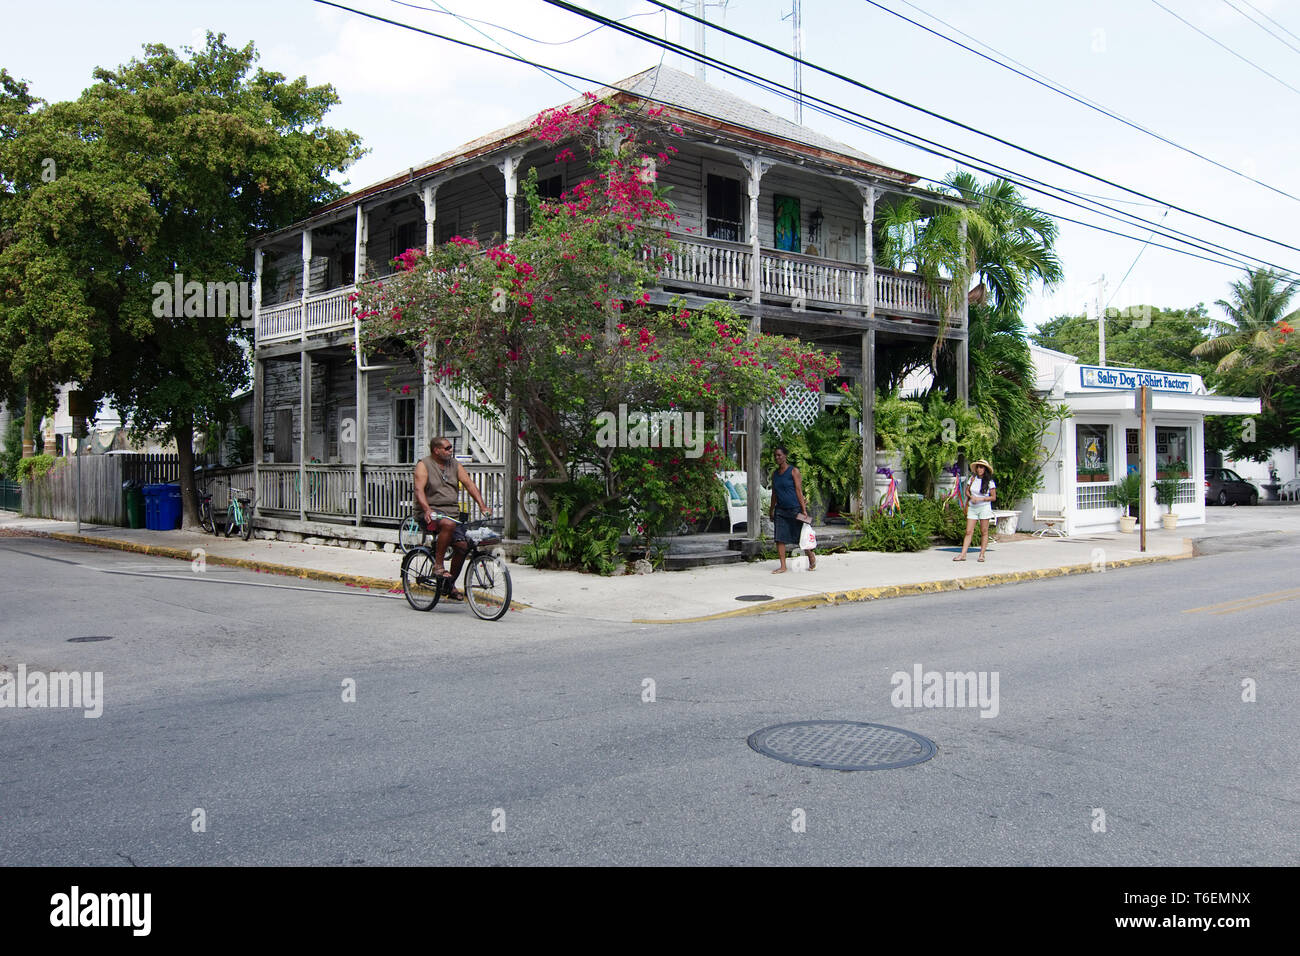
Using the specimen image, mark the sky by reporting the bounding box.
[4,0,1299,337]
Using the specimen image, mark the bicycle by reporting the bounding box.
[225,488,255,541]
[197,484,216,535]
[401,516,512,621]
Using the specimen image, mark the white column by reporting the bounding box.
[859,184,876,316]
[252,248,264,346]
[300,229,312,342]
[423,183,441,448]
[355,205,368,281]
[500,153,524,240]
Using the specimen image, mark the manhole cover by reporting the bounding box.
[748,720,936,771]
[735,594,774,602]
[67,636,114,643]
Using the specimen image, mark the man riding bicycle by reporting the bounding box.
[414,437,491,600]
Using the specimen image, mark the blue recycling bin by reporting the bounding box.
[160,484,182,530]
[142,484,164,530]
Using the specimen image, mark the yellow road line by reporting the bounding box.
[1184,587,1300,615]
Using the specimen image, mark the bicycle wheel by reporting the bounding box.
[401,546,441,611]
[224,503,236,538]
[198,500,215,535]
[240,501,253,540]
[398,514,426,553]
[465,552,511,621]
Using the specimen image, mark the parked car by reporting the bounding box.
[1279,477,1300,502]
[1205,468,1259,505]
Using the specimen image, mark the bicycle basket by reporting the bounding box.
[465,528,502,546]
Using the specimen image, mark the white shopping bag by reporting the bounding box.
[799,522,817,551]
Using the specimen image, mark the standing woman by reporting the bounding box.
[955,459,996,563]
[769,445,816,573]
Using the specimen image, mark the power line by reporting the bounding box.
[387,0,662,46]
[586,0,1300,268]
[418,0,580,93]
[1149,0,1300,97]
[1107,209,1170,309]
[865,0,1300,206]
[309,0,1293,277]
[636,0,1300,258]
[1239,0,1300,46]
[1221,0,1300,56]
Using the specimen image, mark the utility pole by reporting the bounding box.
[783,0,804,124]
[695,0,705,83]
[1092,274,1107,367]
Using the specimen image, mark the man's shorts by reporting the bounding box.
[425,511,469,543]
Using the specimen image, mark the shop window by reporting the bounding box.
[706,174,743,242]
[1076,424,1110,482]
[395,397,416,465]
[1156,426,1190,478]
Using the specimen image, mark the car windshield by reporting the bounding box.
[1222,470,1243,481]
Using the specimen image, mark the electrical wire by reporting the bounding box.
[637,0,1300,255]
[1149,0,1300,97]
[419,0,580,93]
[388,0,662,46]
[866,0,1300,206]
[1239,0,1300,46]
[309,0,1294,276]
[1221,0,1300,56]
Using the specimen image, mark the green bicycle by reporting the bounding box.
[225,488,255,541]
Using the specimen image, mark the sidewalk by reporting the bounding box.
[5,509,1257,623]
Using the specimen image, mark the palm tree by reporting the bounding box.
[1193,268,1299,373]
[943,170,1064,315]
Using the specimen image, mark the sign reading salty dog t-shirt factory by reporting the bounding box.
[1079,365,1194,393]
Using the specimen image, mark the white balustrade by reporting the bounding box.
[257,302,301,342]
[305,286,356,333]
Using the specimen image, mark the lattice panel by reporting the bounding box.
[1076,482,1115,511]
[766,383,821,431]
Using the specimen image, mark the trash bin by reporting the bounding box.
[122,481,145,529]
[142,483,166,530]
[160,484,182,530]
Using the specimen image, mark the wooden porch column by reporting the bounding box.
[745,404,762,539]
[743,156,770,307]
[300,229,312,343]
[299,352,310,521]
[355,364,367,528]
[858,183,877,311]
[500,152,523,241]
[252,247,264,497]
[742,156,770,538]
[422,183,440,447]
[354,204,368,528]
[861,329,876,515]
[499,153,523,536]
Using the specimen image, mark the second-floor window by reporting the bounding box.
[707,174,743,242]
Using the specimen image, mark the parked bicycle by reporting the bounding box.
[197,483,217,535]
[401,516,511,621]
[225,487,255,541]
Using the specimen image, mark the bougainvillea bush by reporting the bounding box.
[356,95,838,554]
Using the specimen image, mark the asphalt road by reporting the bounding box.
[1,532,1296,866]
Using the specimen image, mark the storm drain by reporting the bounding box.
[67,636,114,643]
[735,594,774,602]
[747,720,936,771]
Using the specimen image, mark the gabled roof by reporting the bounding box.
[300,65,921,228]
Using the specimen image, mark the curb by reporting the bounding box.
[45,532,404,593]
[637,546,1195,624]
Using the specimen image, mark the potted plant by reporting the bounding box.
[1152,477,1181,529]
[1156,458,1189,480]
[1107,472,1143,532]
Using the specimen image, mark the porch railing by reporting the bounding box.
[250,462,506,525]
[650,234,954,321]
[436,380,507,465]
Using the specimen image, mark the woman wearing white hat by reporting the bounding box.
[954,459,996,563]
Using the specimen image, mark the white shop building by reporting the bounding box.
[1028,346,1260,535]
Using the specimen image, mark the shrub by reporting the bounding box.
[16,454,57,482]
[849,503,932,552]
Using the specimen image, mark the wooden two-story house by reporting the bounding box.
[243,66,969,546]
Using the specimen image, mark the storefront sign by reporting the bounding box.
[1080,366,1192,393]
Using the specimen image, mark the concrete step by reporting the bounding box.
[662,549,744,570]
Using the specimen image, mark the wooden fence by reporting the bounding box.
[120,453,181,484]
[21,456,128,524]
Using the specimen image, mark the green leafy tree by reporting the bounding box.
[0,35,363,524]
[1032,305,1213,373]
[1194,268,1299,373]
